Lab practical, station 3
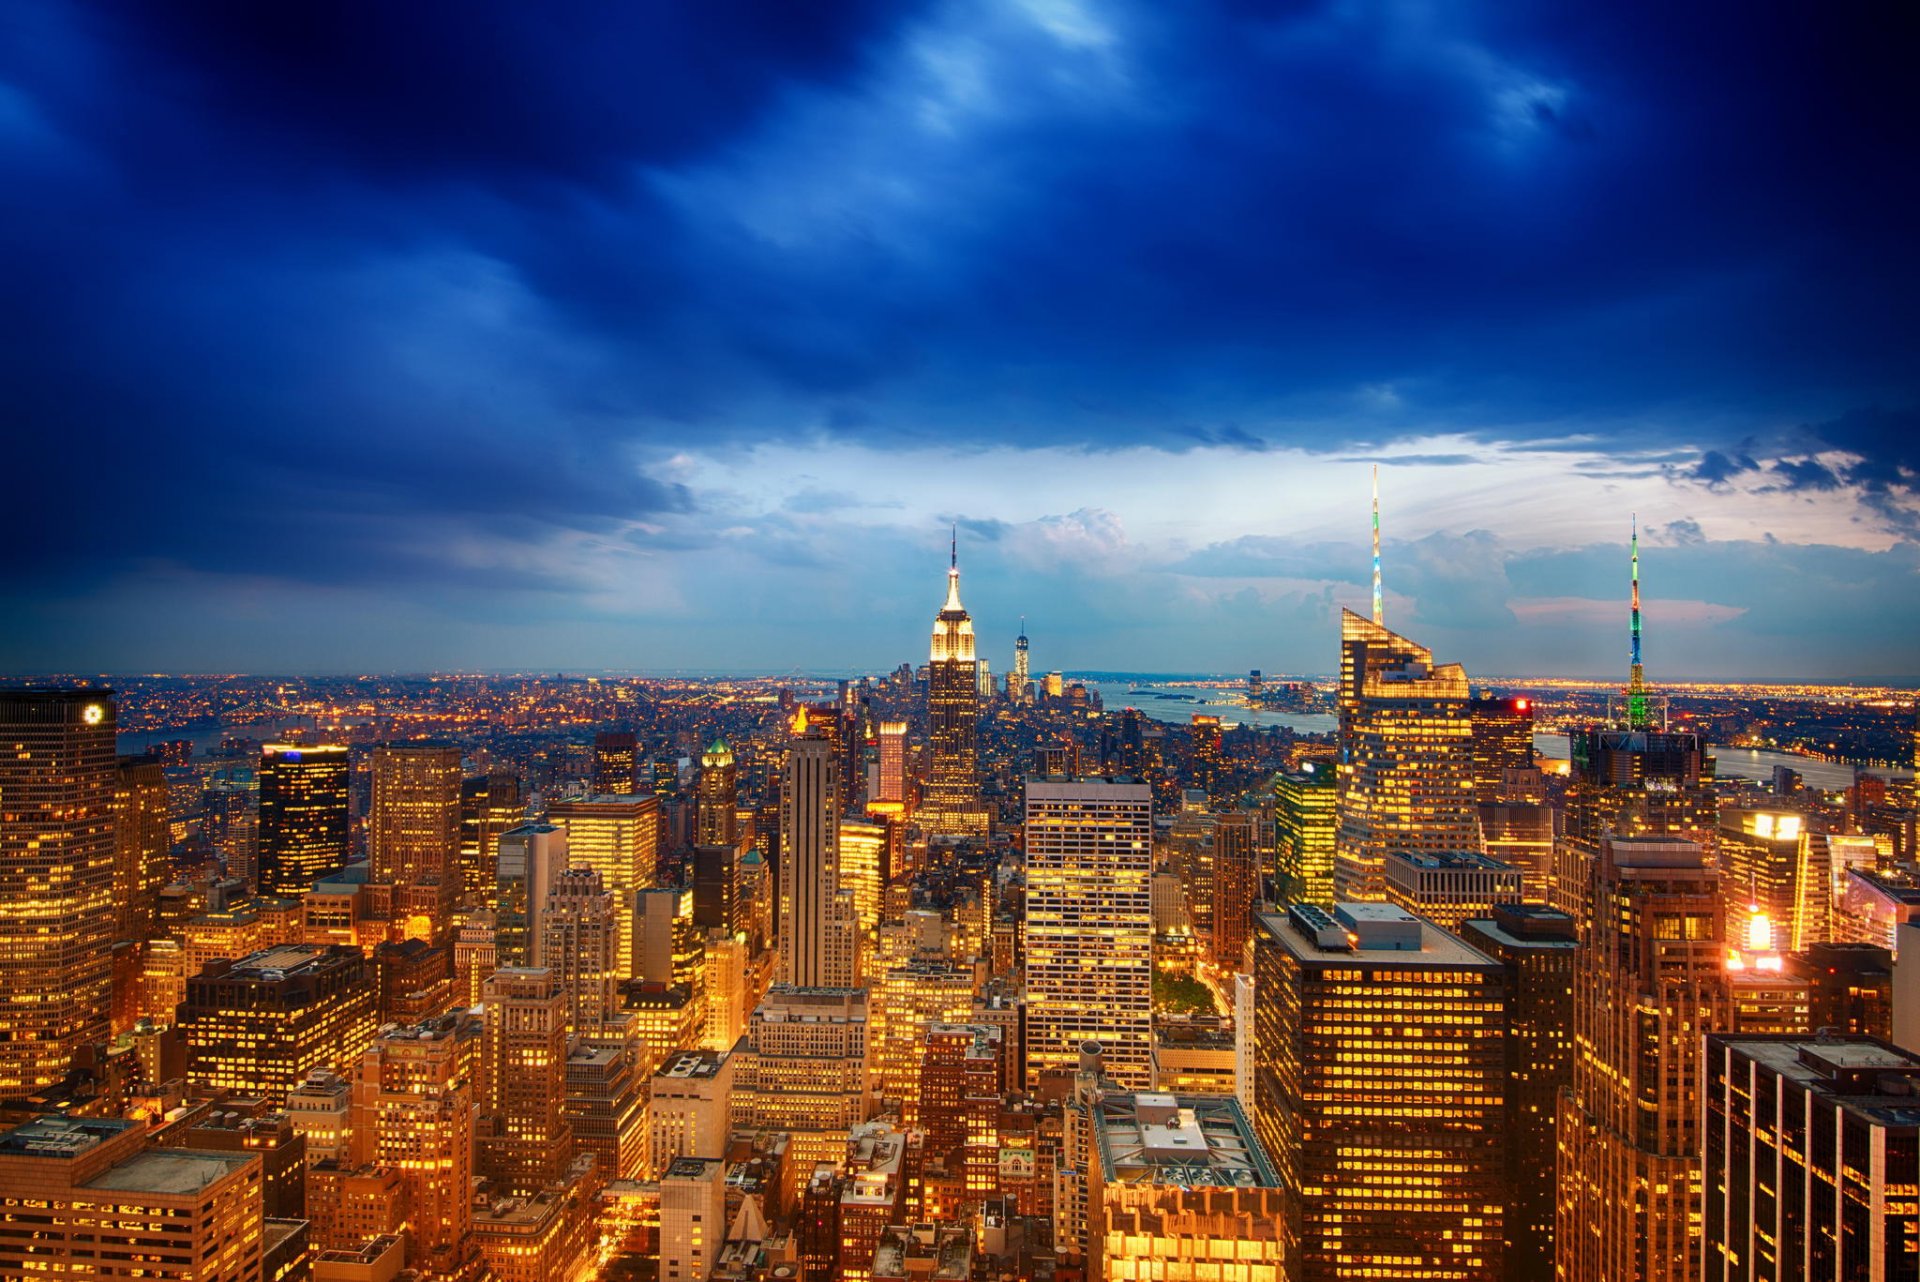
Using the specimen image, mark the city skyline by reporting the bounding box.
[2,3,1916,678]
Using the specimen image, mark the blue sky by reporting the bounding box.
[2,0,1917,678]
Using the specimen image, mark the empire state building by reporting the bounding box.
[923,537,990,838]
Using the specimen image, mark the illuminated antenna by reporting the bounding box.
[1626,514,1650,729]
[950,523,957,571]
[1371,464,1383,625]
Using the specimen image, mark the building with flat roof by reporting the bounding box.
[1076,1090,1284,1282]
[873,1223,973,1281]
[0,1114,264,1281]
[179,943,376,1105]
[661,1156,728,1282]
[1704,1035,1920,1282]
[1384,849,1525,933]
[649,1048,734,1178]
[1255,903,1506,1281]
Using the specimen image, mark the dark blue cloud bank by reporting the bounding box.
[1,0,1916,677]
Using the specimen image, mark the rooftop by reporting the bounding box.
[1093,1092,1279,1190]
[655,1049,729,1081]
[1385,850,1519,873]
[0,1115,137,1157]
[1715,1035,1920,1129]
[1264,905,1496,968]
[84,1148,254,1195]
[874,1223,972,1281]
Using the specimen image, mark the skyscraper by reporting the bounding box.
[258,742,349,898]
[923,535,989,838]
[1212,811,1257,969]
[1254,902,1507,1281]
[536,867,621,1037]
[780,715,858,988]
[1334,609,1480,901]
[1010,617,1031,704]
[459,769,523,909]
[0,690,117,1099]
[179,943,377,1106]
[1023,778,1154,1086]
[870,720,908,812]
[1267,767,1328,905]
[112,756,169,942]
[593,731,639,796]
[695,738,738,847]
[496,820,569,968]
[479,967,574,1195]
[369,743,464,941]
[354,1014,480,1278]
[1556,834,1730,1282]
[546,794,660,981]
[1469,696,1537,803]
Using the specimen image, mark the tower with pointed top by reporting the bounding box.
[1616,515,1664,730]
[924,531,990,838]
[1010,616,1032,705]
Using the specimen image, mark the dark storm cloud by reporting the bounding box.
[1,0,1917,667]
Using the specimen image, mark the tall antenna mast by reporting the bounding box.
[1627,514,1650,729]
[1371,464,1383,626]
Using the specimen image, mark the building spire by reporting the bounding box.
[1626,513,1650,729]
[951,523,958,571]
[1371,464,1384,625]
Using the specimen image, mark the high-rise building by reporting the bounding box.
[354,1013,480,1278]
[593,731,639,796]
[1190,714,1225,798]
[0,690,118,1098]
[1460,904,1578,1282]
[1470,696,1537,803]
[1254,902,1507,1282]
[870,721,909,812]
[496,820,568,968]
[635,885,704,992]
[696,738,738,847]
[459,769,523,910]
[648,1048,734,1177]
[1011,617,1032,705]
[1557,834,1730,1282]
[1212,812,1258,969]
[0,1115,263,1282]
[546,794,660,980]
[660,1156,728,1282]
[258,743,349,898]
[1719,809,1813,952]
[1272,763,1337,907]
[780,719,858,989]
[923,538,989,838]
[1334,610,1480,901]
[1787,941,1892,1039]
[112,756,170,941]
[479,967,574,1195]
[1704,1034,1920,1282]
[537,868,621,1037]
[1383,849,1525,934]
[838,818,885,946]
[564,1022,649,1181]
[369,743,464,941]
[733,986,872,1133]
[179,943,377,1105]
[1082,1092,1286,1282]
[872,959,975,1118]
[1024,778,1154,1087]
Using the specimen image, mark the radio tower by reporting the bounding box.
[1371,464,1383,625]
[1626,514,1650,729]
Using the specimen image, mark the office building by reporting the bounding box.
[496,820,568,967]
[459,769,523,910]
[1084,1092,1285,1282]
[354,1013,480,1278]
[258,742,349,898]
[0,1115,263,1282]
[593,731,639,796]
[1470,696,1537,802]
[179,943,377,1105]
[564,1020,648,1181]
[839,818,886,945]
[1460,904,1578,1282]
[1334,610,1480,901]
[872,959,975,1118]
[546,794,660,980]
[661,1156,729,1282]
[1255,902,1507,1281]
[1272,764,1337,907]
[479,967,574,1195]
[871,720,910,813]
[1703,1035,1920,1282]
[0,690,117,1098]
[112,757,170,942]
[1213,812,1258,969]
[472,1183,594,1282]
[538,867,622,1037]
[923,540,989,838]
[1025,778,1154,1087]
[648,1048,735,1176]
[369,743,464,941]
[780,719,859,988]
[697,738,739,847]
[636,884,704,990]
[734,986,872,1133]
[1478,800,1557,902]
[1557,835,1729,1282]
[1719,809,1813,952]
[1787,941,1892,1039]
[1383,849,1525,933]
